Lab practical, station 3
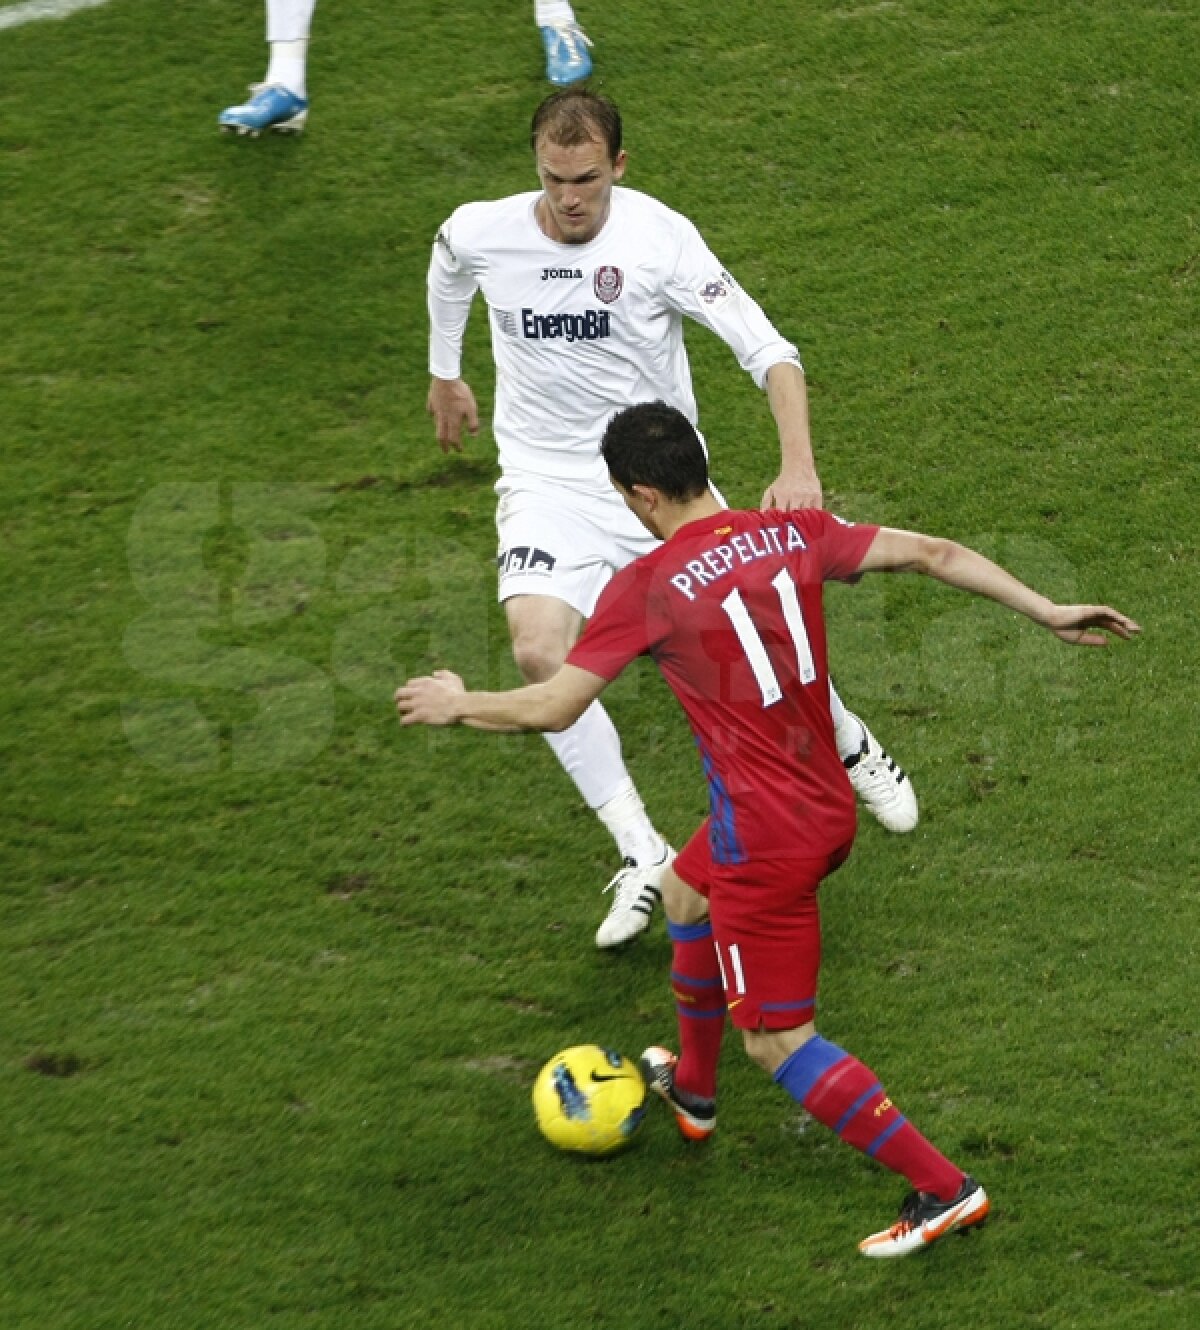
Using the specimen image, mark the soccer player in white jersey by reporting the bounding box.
[218,1,594,136]
[426,89,918,949]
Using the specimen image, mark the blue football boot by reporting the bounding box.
[541,22,593,85]
[218,84,309,137]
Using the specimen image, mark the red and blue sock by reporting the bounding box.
[668,918,726,1101]
[774,1035,964,1200]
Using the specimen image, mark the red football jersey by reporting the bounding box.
[567,508,879,862]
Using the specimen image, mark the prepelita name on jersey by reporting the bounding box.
[669,522,812,602]
[520,308,612,342]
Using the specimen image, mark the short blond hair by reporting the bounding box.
[530,89,622,163]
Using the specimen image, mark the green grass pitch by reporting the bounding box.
[0,2,1196,1327]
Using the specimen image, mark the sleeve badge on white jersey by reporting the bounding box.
[593,265,624,304]
[697,270,737,308]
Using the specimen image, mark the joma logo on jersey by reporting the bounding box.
[521,309,612,342]
[541,267,583,280]
[498,546,557,577]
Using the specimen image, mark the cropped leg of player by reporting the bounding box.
[829,679,918,834]
[506,594,671,949]
[219,0,315,137]
[735,864,986,1257]
[751,1025,989,1258]
[642,842,988,1257]
[534,0,593,84]
[639,861,723,1139]
[727,856,985,1257]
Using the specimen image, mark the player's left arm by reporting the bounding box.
[855,528,1141,645]
[395,665,607,733]
[662,221,822,512]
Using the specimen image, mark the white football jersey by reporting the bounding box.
[428,187,801,488]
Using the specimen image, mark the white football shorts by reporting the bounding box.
[494,473,657,617]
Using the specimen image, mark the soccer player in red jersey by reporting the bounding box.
[395,400,1139,1257]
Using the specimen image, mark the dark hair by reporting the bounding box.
[601,402,710,501]
[530,89,622,163]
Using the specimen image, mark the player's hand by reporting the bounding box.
[1042,605,1141,646]
[427,377,479,453]
[394,670,467,726]
[761,467,823,512]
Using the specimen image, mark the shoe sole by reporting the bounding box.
[219,115,307,137]
[672,1108,715,1142]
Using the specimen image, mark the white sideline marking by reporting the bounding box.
[0,0,114,31]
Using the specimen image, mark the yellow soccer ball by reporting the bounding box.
[532,1044,648,1155]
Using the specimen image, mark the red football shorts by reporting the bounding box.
[673,821,852,1031]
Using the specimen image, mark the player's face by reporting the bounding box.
[535,135,627,245]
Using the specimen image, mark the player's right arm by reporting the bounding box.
[396,564,659,732]
[427,216,481,452]
[856,528,1141,645]
[395,665,607,733]
[426,377,479,453]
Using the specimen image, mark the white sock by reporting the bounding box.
[829,680,866,761]
[535,1,577,28]
[266,0,317,43]
[265,39,309,99]
[264,0,315,97]
[594,780,663,865]
[541,704,661,862]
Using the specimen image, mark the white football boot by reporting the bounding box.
[595,839,673,948]
[841,712,919,834]
[859,1176,990,1258]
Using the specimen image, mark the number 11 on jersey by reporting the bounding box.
[720,569,817,707]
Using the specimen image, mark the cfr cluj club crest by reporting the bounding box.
[593,265,623,304]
